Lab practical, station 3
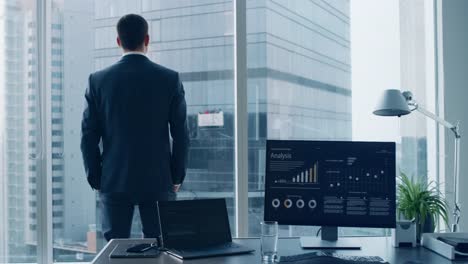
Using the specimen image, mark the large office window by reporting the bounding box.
[0,0,439,263]
[50,1,98,261]
[246,0,437,237]
[246,0,352,237]
[51,0,235,262]
[0,0,39,262]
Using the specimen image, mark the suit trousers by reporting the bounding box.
[99,192,176,241]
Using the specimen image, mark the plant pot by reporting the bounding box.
[416,214,435,243]
[392,220,417,247]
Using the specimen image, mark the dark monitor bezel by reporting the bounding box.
[264,139,397,229]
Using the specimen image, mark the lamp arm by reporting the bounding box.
[411,103,462,232]
[414,105,457,133]
[412,104,461,138]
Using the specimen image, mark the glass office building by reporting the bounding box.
[94,0,351,237]
[0,0,434,262]
[245,0,351,235]
[1,1,351,261]
[0,0,32,261]
[26,3,66,244]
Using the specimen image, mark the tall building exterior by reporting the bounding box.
[1,0,98,261]
[0,0,33,262]
[0,0,84,261]
[93,0,351,237]
[1,3,7,261]
[24,0,38,249]
[60,0,97,254]
[26,1,97,261]
[49,9,66,239]
[1,0,351,262]
[0,0,440,262]
[246,0,351,235]
[26,2,66,243]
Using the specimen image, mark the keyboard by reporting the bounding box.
[280,252,388,263]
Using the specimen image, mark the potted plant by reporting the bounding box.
[397,172,448,242]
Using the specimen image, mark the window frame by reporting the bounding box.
[31,0,444,263]
[36,0,54,264]
[233,0,248,238]
[34,0,251,262]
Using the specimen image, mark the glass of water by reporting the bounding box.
[261,221,278,263]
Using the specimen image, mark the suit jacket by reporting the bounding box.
[80,54,189,199]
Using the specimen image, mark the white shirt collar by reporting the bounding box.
[122,51,147,57]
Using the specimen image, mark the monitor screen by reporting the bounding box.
[264,140,396,228]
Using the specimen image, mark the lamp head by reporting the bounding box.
[373,89,412,117]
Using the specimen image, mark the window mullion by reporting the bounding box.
[36,0,53,263]
[234,0,248,238]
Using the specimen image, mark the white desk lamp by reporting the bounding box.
[373,89,461,232]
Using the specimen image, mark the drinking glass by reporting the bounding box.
[261,221,278,263]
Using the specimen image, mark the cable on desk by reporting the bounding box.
[316,228,321,237]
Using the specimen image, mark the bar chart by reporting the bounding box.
[292,162,319,184]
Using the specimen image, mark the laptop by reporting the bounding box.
[157,198,255,259]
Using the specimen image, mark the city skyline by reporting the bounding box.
[0,0,433,262]
[0,1,351,262]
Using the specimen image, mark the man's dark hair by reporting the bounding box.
[117,14,148,51]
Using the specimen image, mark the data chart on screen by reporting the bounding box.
[264,140,396,228]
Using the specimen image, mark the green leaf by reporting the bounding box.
[397,171,449,228]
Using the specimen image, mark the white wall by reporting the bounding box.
[440,0,468,231]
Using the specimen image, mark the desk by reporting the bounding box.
[91,237,468,264]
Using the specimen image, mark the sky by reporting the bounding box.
[350,0,401,142]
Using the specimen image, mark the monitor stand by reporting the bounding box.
[300,226,361,250]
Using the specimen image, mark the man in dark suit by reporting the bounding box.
[81,14,189,241]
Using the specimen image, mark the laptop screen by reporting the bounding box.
[157,199,232,249]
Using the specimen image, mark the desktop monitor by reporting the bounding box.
[264,140,396,249]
